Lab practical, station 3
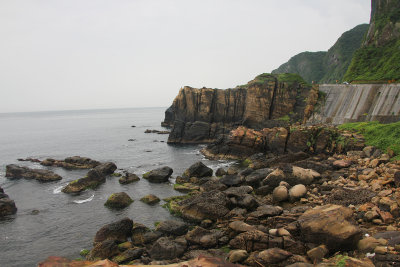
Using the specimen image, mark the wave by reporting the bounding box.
[73,194,94,204]
[53,185,64,194]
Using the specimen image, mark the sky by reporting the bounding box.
[0,0,371,113]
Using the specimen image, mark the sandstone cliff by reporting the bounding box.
[163,74,318,144]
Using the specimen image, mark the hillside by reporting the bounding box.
[344,0,400,82]
[272,24,369,84]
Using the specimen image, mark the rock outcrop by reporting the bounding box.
[163,74,318,144]
[5,164,62,182]
[202,125,365,160]
[41,156,100,169]
[0,186,17,217]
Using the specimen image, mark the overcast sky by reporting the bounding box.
[0,0,371,113]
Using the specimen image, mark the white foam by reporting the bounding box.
[73,194,94,204]
[53,185,65,194]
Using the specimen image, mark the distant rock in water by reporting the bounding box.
[163,73,318,144]
[144,129,170,134]
[41,156,100,169]
[0,186,17,217]
[5,164,62,182]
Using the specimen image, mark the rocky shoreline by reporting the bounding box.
[31,132,400,267]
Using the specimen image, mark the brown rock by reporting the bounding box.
[229,230,269,252]
[6,164,62,182]
[298,204,362,251]
[306,244,328,263]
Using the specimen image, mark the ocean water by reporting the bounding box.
[0,108,233,267]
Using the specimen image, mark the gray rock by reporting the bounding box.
[143,166,173,183]
[156,220,188,236]
[182,161,213,178]
[149,236,186,260]
[219,174,242,186]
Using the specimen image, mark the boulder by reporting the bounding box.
[156,220,188,236]
[94,218,133,244]
[229,221,257,233]
[219,174,242,186]
[290,166,320,185]
[289,184,307,201]
[140,194,160,205]
[229,230,269,252]
[148,236,187,260]
[306,244,328,263]
[333,160,352,169]
[185,226,222,248]
[104,192,134,209]
[228,250,249,263]
[94,162,117,175]
[244,168,273,187]
[273,186,289,202]
[215,168,227,177]
[86,240,119,261]
[182,161,213,178]
[143,166,173,183]
[358,237,387,253]
[62,169,105,194]
[6,164,62,182]
[119,173,140,184]
[178,190,230,222]
[262,166,320,188]
[255,248,292,265]
[111,247,144,264]
[224,186,253,197]
[247,205,283,219]
[0,187,17,217]
[298,204,362,252]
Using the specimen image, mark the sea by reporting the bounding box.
[0,107,234,267]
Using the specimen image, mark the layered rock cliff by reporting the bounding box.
[308,83,400,125]
[163,74,318,144]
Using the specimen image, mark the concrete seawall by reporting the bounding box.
[308,84,400,124]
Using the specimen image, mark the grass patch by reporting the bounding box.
[338,121,400,159]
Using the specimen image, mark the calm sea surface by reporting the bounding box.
[0,107,233,267]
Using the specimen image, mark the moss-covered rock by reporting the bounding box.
[104,192,133,209]
[140,194,160,205]
[62,169,105,194]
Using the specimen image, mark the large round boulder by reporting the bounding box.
[104,192,133,209]
[143,166,173,183]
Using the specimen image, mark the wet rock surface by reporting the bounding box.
[6,164,62,182]
[0,186,17,217]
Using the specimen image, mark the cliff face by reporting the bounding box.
[164,74,317,144]
[308,84,400,125]
[344,0,400,81]
[272,24,369,84]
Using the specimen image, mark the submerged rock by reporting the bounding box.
[140,194,160,205]
[119,173,140,184]
[6,164,62,182]
[104,192,134,209]
[143,166,173,183]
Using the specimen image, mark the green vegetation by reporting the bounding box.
[79,249,90,257]
[272,24,369,84]
[344,1,400,82]
[277,73,309,87]
[344,39,400,81]
[277,115,290,122]
[339,121,400,159]
[220,245,231,253]
[335,255,349,267]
